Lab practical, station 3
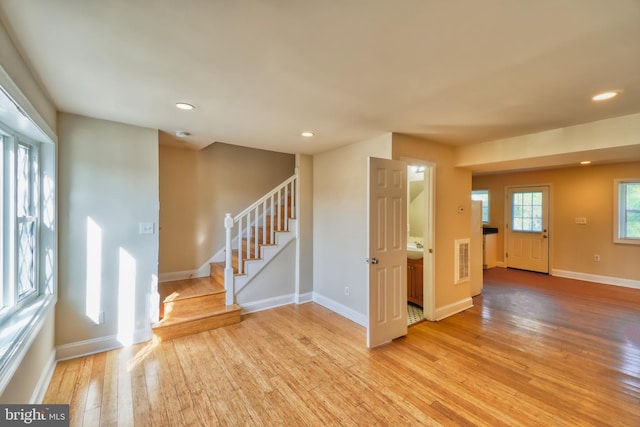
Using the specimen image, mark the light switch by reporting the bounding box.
[139,222,155,234]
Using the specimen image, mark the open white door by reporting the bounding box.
[367,157,407,348]
[506,186,550,273]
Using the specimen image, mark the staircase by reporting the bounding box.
[153,175,297,340]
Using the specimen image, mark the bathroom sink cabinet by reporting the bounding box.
[407,257,423,307]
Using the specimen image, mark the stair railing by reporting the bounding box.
[224,174,297,305]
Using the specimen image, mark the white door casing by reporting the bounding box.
[367,157,407,348]
[506,186,550,273]
[470,200,483,296]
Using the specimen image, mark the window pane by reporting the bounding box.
[17,144,30,217]
[18,221,36,297]
[624,183,640,238]
[512,191,543,232]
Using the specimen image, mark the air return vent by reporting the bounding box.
[455,239,470,284]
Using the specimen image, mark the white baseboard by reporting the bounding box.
[296,291,313,304]
[552,269,640,290]
[30,350,56,403]
[239,291,314,315]
[56,328,152,361]
[434,297,474,321]
[312,293,367,327]
[240,293,296,314]
[158,269,204,283]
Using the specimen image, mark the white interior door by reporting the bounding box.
[368,157,407,348]
[506,186,550,273]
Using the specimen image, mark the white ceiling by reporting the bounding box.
[1,0,639,160]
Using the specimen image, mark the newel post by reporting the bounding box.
[224,213,234,306]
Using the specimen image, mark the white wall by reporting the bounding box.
[57,113,159,357]
[313,133,392,325]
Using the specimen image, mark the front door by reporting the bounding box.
[506,186,550,273]
[367,157,407,348]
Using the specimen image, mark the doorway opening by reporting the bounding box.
[407,163,435,324]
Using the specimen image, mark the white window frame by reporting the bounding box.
[471,189,489,224]
[614,178,640,245]
[0,124,55,395]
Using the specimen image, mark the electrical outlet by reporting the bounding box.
[139,222,155,234]
[594,254,600,262]
[345,286,350,296]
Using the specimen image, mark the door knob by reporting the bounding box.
[370,258,379,264]
[542,235,548,239]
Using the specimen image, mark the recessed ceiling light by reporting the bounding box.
[580,161,591,165]
[176,102,195,110]
[592,91,620,101]
[175,130,190,138]
[301,131,315,137]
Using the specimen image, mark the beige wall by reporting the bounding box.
[392,134,473,309]
[57,113,159,349]
[0,20,56,136]
[313,133,393,323]
[296,154,314,295]
[159,143,295,274]
[473,161,640,281]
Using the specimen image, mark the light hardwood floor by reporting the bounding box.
[44,268,640,426]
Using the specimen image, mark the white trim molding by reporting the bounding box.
[56,328,152,361]
[552,269,640,290]
[30,350,57,403]
[312,293,367,327]
[239,292,314,315]
[158,269,204,283]
[434,297,474,321]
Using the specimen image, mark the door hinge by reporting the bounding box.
[505,252,508,258]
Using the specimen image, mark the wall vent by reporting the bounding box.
[455,238,470,284]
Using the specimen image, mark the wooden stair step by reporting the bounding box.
[159,276,226,319]
[153,304,241,341]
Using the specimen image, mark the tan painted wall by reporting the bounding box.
[473,161,640,280]
[392,134,473,309]
[159,143,295,273]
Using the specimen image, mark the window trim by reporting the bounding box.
[614,178,640,245]
[0,122,55,395]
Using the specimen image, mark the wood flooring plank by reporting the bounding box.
[42,268,640,426]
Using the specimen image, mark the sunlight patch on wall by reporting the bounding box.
[85,217,102,324]
[117,248,137,345]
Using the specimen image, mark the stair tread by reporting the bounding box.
[154,304,241,328]
[160,276,225,303]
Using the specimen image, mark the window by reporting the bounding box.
[0,81,56,393]
[1,134,42,318]
[614,178,640,244]
[471,190,489,223]
[511,190,543,232]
